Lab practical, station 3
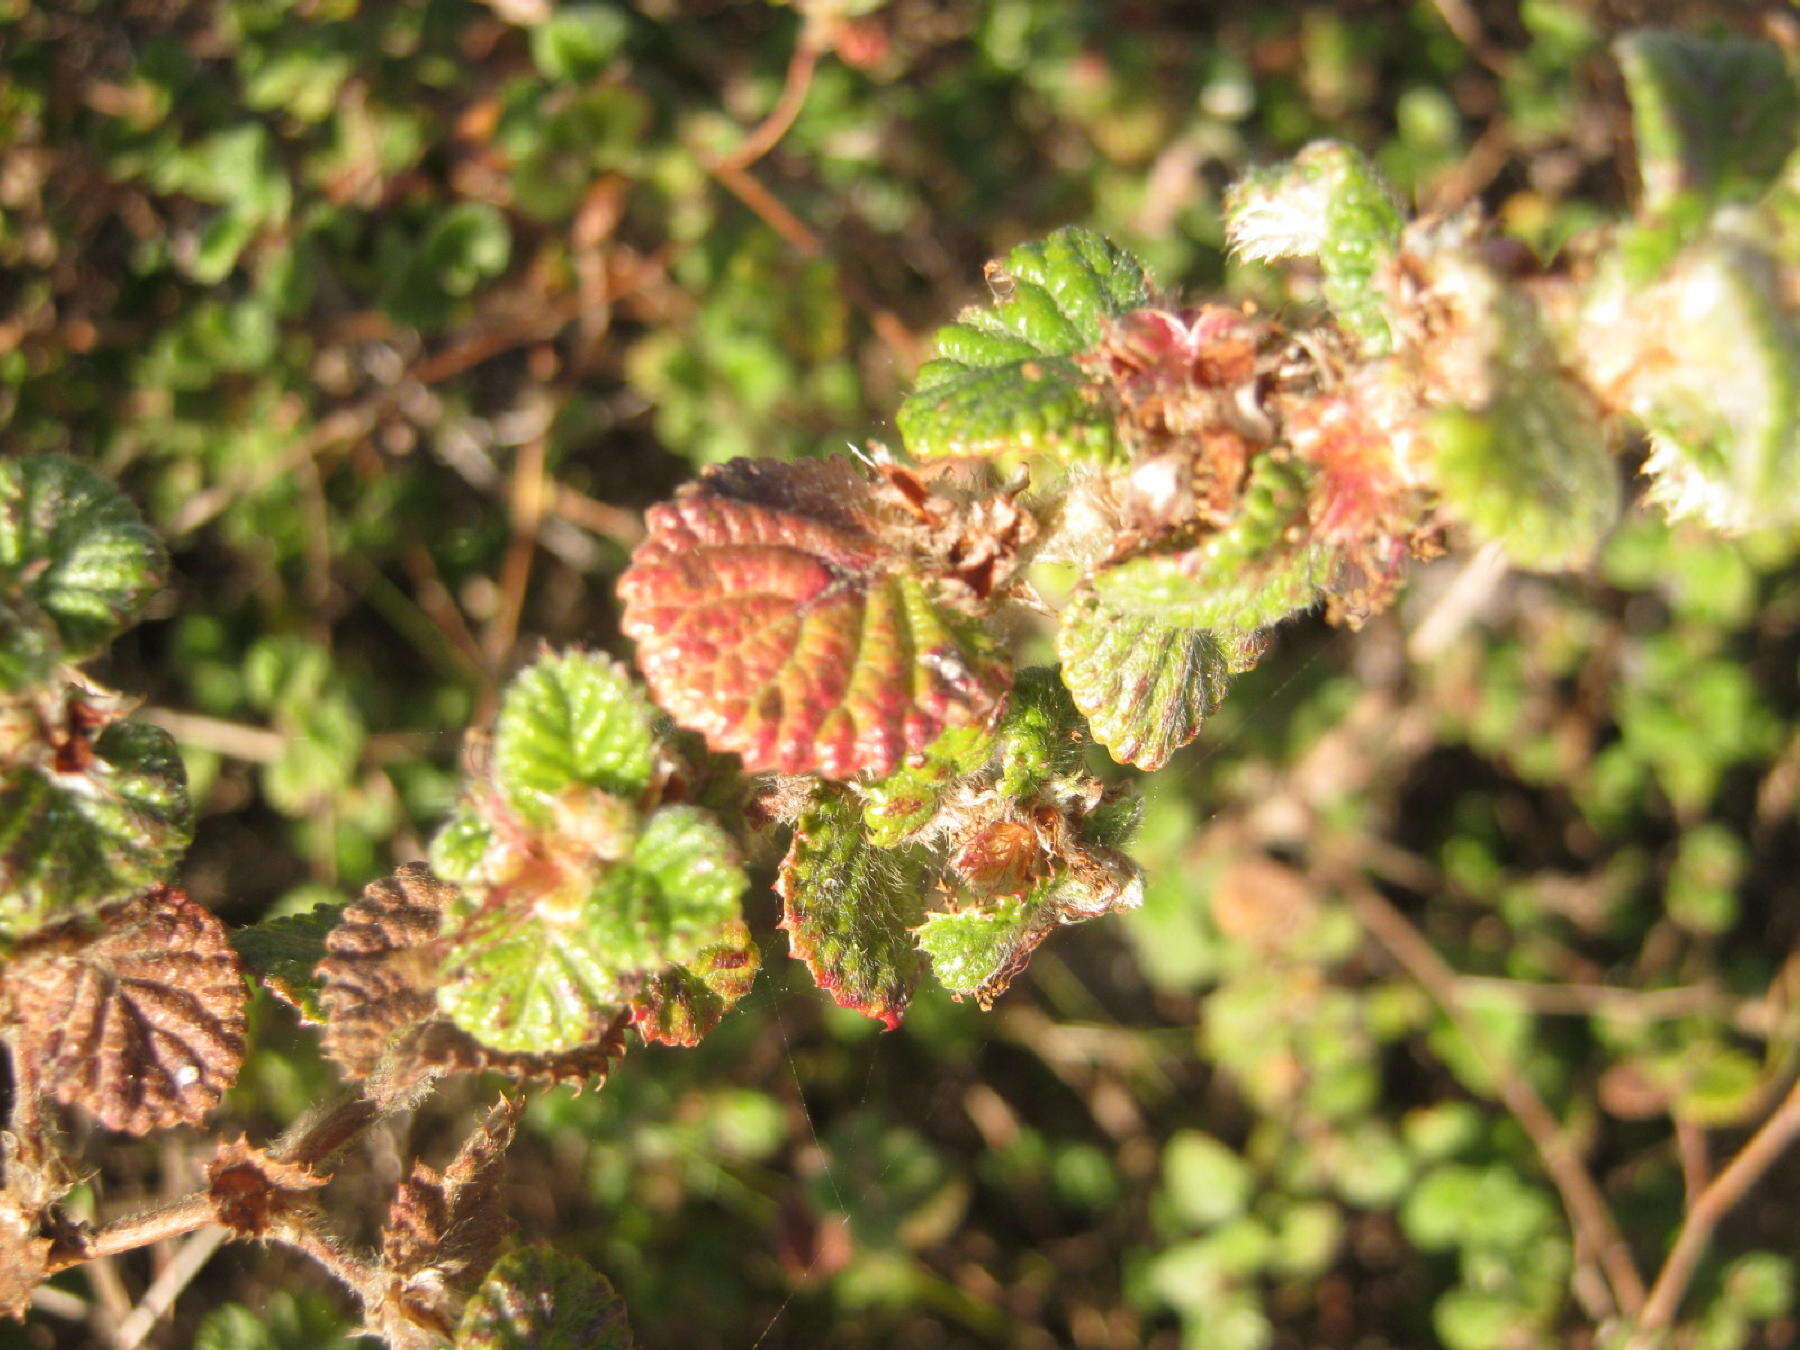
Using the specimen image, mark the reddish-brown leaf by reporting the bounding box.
[2,886,245,1134]
[618,458,1009,779]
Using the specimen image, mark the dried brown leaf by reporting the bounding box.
[316,864,451,1088]
[2,886,245,1134]
[317,866,629,1099]
[205,1135,328,1237]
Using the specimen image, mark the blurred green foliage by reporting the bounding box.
[1,1,1795,1348]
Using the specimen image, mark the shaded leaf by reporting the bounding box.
[898,226,1152,464]
[193,1292,360,1350]
[1055,589,1236,770]
[1615,31,1798,213]
[619,458,1009,779]
[777,787,930,1029]
[436,805,746,1054]
[0,710,193,942]
[1226,140,1405,348]
[2,886,245,1134]
[455,1246,633,1350]
[232,903,342,1023]
[317,864,450,1087]
[0,454,166,659]
[1408,241,1620,569]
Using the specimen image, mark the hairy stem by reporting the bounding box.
[44,1092,379,1274]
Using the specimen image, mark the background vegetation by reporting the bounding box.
[1,1,1795,1347]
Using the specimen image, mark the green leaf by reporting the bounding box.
[1615,31,1798,213]
[456,1246,633,1350]
[859,723,994,847]
[991,665,1090,799]
[0,596,59,693]
[0,454,166,660]
[195,1291,361,1350]
[531,5,630,82]
[0,718,192,942]
[1621,229,1799,533]
[492,650,661,819]
[1225,140,1405,349]
[619,458,1010,779]
[231,903,342,1023]
[1092,455,1334,632]
[897,227,1152,465]
[437,805,746,1053]
[629,918,760,1048]
[424,202,512,297]
[915,898,1049,1002]
[777,786,930,1029]
[1056,590,1237,770]
[1424,257,1620,569]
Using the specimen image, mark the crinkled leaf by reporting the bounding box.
[629,919,760,1047]
[990,666,1090,799]
[232,902,341,1023]
[1615,31,1798,213]
[455,1246,633,1350]
[778,787,930,1029]
[0,596,59,693]
[915,899,1052,1005]
[898,227,1152,464]
[1092,455,1335,633]
[1422,254,1620,569]
[383,1097,521,1310]
[859,723,994,847]
[1,886,245,1134]
[619,458,1010,779]
[0,717,193,942]
[0,454,166,659]
[492,650,660,819]
[1056,590,1236,770]
[1600,227,1799,533]
[437,805,746,1053]
[317,864,450,1086]
[1225,140,1405,349]
[316,865,629,1097]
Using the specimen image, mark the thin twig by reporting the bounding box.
[1631,1077,1800,1343]
[713,23,825,172]
[1343,879,1648,1320]
[483,430,550,674]
[27,1284,87,1320]
[46,1094,378,1275]
[112,1225,228,1350]
[138,708,286,765]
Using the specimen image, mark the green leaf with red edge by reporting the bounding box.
[618,458,1010,780]
[897,227,1153,466]
[777,785,929,1029]
[629,918,760,1048]
[1055,590,1239,771]
[436,805,748,1054]
[455,1246,633,1350]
